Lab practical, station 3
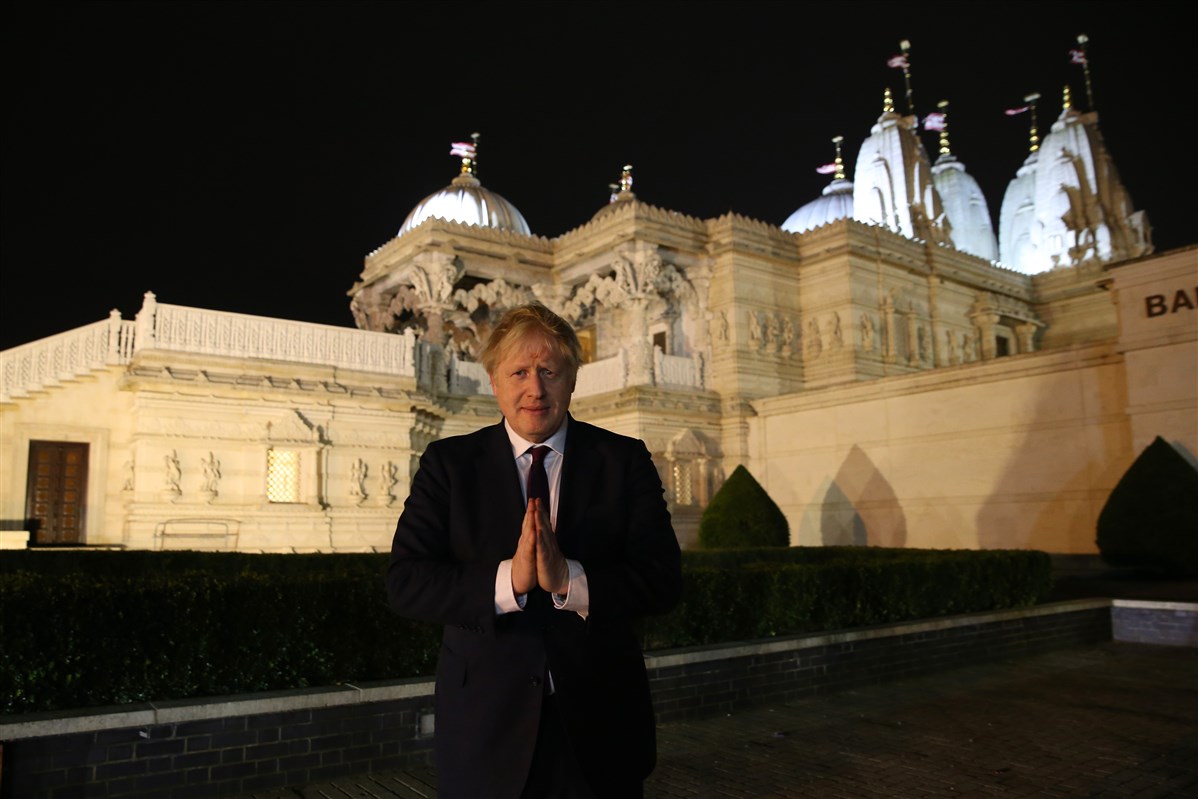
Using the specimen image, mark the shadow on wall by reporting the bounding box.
[975,373,1129,552]
[799,445,907,546]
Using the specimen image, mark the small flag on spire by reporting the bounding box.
[922,112,946,131]
[887,54,909,69]
[449,141,477,159]
[815,163,839,175]
[1069,48,1087,65]
[1004,106,1030,116]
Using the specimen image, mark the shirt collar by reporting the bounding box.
[503,415,568,458]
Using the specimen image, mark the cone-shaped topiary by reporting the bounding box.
[1096,436,1198,576]
[698,465,790,548]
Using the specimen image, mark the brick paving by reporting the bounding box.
[251,641,1198,799]
[646,642,1198,798]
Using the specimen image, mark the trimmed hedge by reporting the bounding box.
[1,553,438,714]
[640,547,1051,648]
[0,546,1051,715]
[1096,436,1198,576]
[698,465,789,548]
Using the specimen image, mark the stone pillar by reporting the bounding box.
[881,294,897,364]
[626,298,655,386]
[134,291,157,353]
[904,308,919,366]
[973,312,1001,360]
[928,276,947,367]
[1016,322,1038,354]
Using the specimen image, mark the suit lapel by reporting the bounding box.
[477,421,526,554]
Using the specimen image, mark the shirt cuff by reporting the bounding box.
[495,559,526,614]
[552,559,589,619]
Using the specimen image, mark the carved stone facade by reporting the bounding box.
[2,205,1194,553]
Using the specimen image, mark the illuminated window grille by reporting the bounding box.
[266,449,300,503]
[672,461,694,505]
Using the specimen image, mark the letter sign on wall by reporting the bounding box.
[1145,287,1198,317]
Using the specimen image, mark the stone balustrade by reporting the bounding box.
[3,293,707,403]
[143,295,418,377]
[0,313,134,402]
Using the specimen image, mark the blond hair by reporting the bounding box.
[480,303,583,377]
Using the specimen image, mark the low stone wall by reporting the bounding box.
[2,599,1191,799]
[1112,599,1198,647]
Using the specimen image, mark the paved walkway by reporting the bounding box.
[246,640,1198,799]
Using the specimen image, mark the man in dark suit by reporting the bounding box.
[387,302,682,799]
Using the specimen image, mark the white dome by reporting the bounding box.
[781,179,854,233]
[998,151,1039,272]
[932,155,998,261]
[399,172,531,236]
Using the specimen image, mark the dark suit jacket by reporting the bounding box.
[387,415,682,799]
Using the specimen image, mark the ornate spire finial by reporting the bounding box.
[1025,92,1041,153]
[899,39,914,118]
[1004,93,1041,153]
[883,87,895,114]
[608,164,635,204]
[832,135,846,181]
[1072,33,1095,112]
[887,41,914,117]
[449,132,481,176]
[935,99,950,156]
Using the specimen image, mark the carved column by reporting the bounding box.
[625,298,655,385]
[881,293,897,363]
[972,312,1001,360]
[927,275,947,367]
[1016,322,1038,354]
[134,291,158,353]
[903,307,919,366]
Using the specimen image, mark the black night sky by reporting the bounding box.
[2,1,1192,351]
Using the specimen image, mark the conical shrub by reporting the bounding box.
[1096,436,1198,576]
[698,465,790,548]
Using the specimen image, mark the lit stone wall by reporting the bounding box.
[748,246,1197,555]
[0,366,133,544]
[1108,247,1198,458]
[749,344,1135,554]
[3,215,1192,555]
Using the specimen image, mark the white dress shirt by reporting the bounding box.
[494,417,590,618]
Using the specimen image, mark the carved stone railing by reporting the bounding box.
[1,293,419,402]
[140,294,417,377]
[656,349,704,389]
[575,351,627,397]
[436,347,706,400]
[3,292,707,405]
[0,312,135,402]
[448,355,493,396]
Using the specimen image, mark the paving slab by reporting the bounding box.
[242,641,1198,799]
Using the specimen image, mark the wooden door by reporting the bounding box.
[25,441,89,545]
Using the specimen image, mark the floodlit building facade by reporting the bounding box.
[1,89,1193,554]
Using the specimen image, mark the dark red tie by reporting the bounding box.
[527,446,550,505]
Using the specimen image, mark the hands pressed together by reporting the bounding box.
[511,497,569,595]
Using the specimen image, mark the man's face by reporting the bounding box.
[489,332,576,443]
